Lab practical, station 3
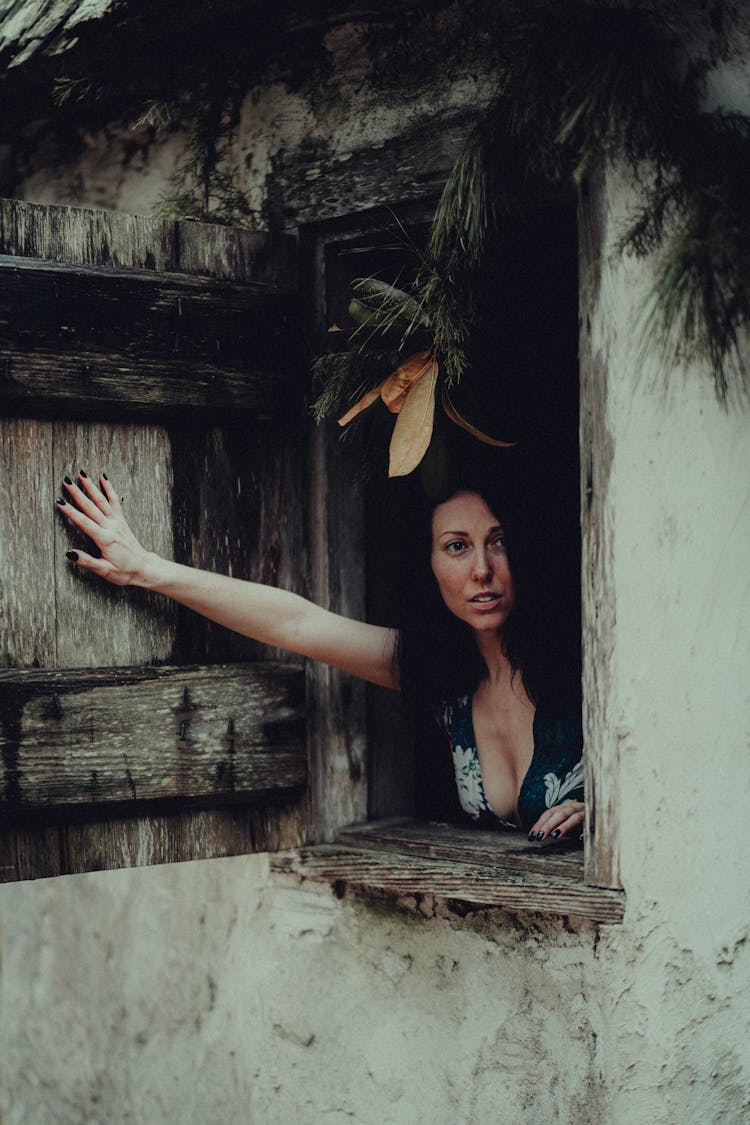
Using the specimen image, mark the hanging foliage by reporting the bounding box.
[52,63,258,228]
[313,0,750,475]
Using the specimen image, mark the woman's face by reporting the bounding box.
[430,491,515,634]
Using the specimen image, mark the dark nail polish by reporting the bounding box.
[527,831,535,841]
[535,831,544,840]
[550,829,560,839]
[66,550,79,561]
[102,473,108,480]
[55,497,66,506]
[64,476,73,485]
[79,470,88,478]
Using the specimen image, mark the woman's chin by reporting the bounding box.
[468,608,511,633]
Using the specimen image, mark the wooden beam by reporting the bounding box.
[0,256,300,417]
[0,662,307,814]
[335,818,585,879]
[0,798,309,883]
[0,200,297,287]
[578,176,622,890]
[273,108,474,224]
[273,818,625,924]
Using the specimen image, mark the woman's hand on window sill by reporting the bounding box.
[528,800,585,843]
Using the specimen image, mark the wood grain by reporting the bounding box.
[0,662,306,812]
[0,257,297,418]
[0,799,309,883]
[168,418,309,665]
[305,422,368,843]
[0,202,311,880]
[53,419,176,668]
[336,818,585,879]
[0,418,57,667]
[578,175,621,890]
[273,838,625,924]
[273,108,474,224]
[0,199,297,286]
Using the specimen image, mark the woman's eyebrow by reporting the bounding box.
[437,525,503,538]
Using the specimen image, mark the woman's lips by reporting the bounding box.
[469,592,502,604]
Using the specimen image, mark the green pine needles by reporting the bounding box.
[315,1,749,414]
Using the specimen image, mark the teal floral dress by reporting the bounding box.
[440,695,584,832]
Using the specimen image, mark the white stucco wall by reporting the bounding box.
[1,8,749,1124]
[0,857,606,1124]
[580,163,750,1122]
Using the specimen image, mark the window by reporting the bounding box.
[280,191,624,923]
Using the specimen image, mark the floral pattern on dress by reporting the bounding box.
[543,759,585,808]
[439,695,584,833]
[450,743,489,820]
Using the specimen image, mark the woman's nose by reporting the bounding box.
[472,550,492,582]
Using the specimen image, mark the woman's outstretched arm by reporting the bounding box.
[57,471,398,691]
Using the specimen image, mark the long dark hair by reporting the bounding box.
[395,467,581,719]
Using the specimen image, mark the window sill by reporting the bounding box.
[272,818,625,924]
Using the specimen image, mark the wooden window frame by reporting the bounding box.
[274,189,624,924]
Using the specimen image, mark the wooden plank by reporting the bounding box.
[336,818,584,879]
[273,842,625,924]
[274,107,475,224]
[0,662,306,812]
[0,350,287,420]
[305,400,368,843]
[0,200,297,286]
[52,419,176,668]
[0,417,57,667]
[578,175,621,890]
[0,798,309,883]
[301,225,369,843]
[168,419,309,666]
[0,257,297,417]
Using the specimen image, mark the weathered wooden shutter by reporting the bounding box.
[0,199,315,881]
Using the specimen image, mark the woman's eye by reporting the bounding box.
[445,540,467,554]
[489,535,506,552]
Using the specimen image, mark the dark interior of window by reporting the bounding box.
[321,197,580,825]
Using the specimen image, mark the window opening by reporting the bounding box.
[357,196,581,826]
[286,198,622,918]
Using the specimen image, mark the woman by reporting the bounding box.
[56,469,584,842]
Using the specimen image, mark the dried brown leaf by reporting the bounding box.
[388,355,439,477]
[380,349,435,414]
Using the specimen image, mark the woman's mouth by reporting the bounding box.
[469,592,502,604]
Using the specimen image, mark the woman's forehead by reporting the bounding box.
[431,490,502,532]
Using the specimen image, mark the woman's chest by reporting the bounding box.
[470,685,535,823]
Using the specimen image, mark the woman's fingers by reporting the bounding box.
[528,800,585,842]
[64,548,125,584]
[57,470,122,553]
[98,473,121,512]
[63,470,112,519]
[57,470,150,587]
[56,493,109,542]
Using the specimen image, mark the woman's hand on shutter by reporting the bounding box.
[56,472,158,587]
